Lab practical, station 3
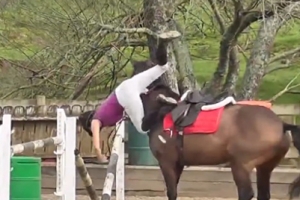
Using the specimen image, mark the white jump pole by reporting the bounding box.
[116,121,125,200]
[101,120,125,200]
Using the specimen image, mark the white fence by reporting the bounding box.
[0,108,77,200]
[101,120,125,200]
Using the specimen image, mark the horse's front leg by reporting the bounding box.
[159,161,184,200]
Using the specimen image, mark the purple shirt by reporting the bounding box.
[93,92,124,127]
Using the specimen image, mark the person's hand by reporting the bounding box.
[95,148,108,163]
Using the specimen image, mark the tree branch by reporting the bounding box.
[269,73,300,102]
[70,55,108,100]
[269,47,300,63]
[208,4,243,93]
[287,91,300,95]
[207,0,226,33]
[1,83,42,99]
[264,46,300,75]
[264,62,295,76]
[222,45,240,93]
[97,24,181,40]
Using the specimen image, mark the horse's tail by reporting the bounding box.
[284,123,300,151]
[284,123,300,199]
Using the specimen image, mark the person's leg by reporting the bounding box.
[116,63,170,131]
[130,63,169,93]
[124,93,147,133]
[115,81,146,133]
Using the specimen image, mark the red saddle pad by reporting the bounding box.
[163,107,224,135]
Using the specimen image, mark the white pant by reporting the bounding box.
[115,63,169,133]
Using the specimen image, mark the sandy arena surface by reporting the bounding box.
[41,195,287,200]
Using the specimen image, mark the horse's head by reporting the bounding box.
[140,84,180,132]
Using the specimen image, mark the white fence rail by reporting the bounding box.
[0,108,77,200]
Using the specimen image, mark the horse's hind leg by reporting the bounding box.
[159,161,184,200]
[231,162,254,200]
[256,165,274,200]
[256,150,288,200]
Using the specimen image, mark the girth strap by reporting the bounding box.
[176,127,185,165]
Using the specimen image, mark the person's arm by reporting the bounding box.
[91,119,101,151]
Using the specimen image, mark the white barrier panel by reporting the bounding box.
[0,108,76,200]
[101,121,125,200]
[0,114,12,200]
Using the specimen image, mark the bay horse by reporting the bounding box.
[137,81,300,200]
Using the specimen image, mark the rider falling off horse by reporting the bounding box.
[78,31,181,163]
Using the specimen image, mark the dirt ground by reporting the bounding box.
[41,195,288,200]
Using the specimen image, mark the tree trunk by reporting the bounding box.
[239,15,291,99]
[143,0,179,93]
[222,45,240,93]
[171,21,199,94]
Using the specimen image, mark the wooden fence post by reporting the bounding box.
[36,95,46,117]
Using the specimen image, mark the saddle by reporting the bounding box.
[170,90,226,128]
